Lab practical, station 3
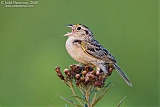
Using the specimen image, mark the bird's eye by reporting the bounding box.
[77,27,81,30]
[85,30,89,34]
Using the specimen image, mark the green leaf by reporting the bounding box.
[90,89,98,94]
[117,96,126,107]
[101,81,111,92]
[72,96,89,104]
[58,94,83,107]
[92,84,114,106]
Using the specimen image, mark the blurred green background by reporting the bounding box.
[0,0,159,107]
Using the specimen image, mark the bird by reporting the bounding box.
[64,24,132,87]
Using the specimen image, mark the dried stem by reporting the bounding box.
[69,81,84,106]
[91,88,99,105]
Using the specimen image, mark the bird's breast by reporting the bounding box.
[65,38,95,65]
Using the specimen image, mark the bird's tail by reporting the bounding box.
[113,63,132,87]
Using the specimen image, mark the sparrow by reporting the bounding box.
[64,24,132,86]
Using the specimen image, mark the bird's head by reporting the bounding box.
[64,24,94,39]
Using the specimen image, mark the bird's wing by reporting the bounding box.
[81,40,117,63]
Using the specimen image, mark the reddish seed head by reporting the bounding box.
[82,70,87,75]
[60,75,64,80]
[75,74,80,80]
[70,64,77,72]
[55,65,110,88]
[80,77,85,83]
[76,65,81,70]
[84,66,89,70]
[57,73,64,80]
[76,80,80,86]
[99,76,103,81]
[86,72,91,77]
[57,73,61,77]
[64,68,69,75]
[90,74,95,79]
[85,77,90,83]
[92,70,96,75]
[55,66,61,73]
[96,71,100,76]
[67,72,71,76]
[95,81,104,88]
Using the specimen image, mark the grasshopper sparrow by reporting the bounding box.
[64,24,132,86]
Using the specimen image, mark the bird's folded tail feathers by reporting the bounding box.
[113,63,132,87]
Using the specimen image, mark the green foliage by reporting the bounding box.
[58,94,83,107]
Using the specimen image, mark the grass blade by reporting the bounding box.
[58,94,83,107]
[101,81,111,92]
[72,96,89,104]
[117,96,126,107]
[92,84,114,106]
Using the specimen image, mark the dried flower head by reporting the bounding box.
[55,64,112,88]
[54,64,117,107]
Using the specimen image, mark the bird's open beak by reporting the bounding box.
[65,24,73,28]
[64,24,74,36]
